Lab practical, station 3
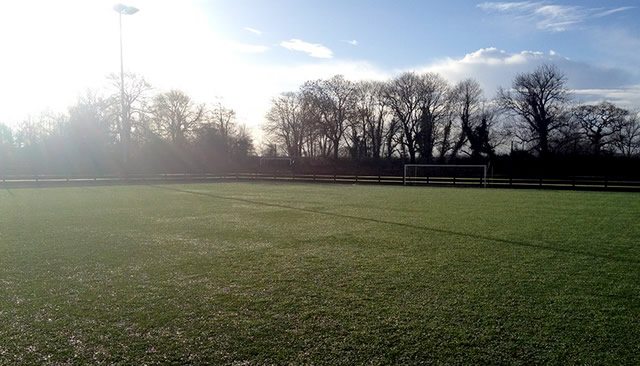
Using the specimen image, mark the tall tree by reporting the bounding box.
[151,90,205,144]
[348,81,390,159]
[384,118,402,159]
[302,75,357,160]
[613,113,640,158]
[230,124,255,159]
[264,92,307,157]
[210,102,237,139]
[0,123,15,147]
[449,79,498,159]
[498,64,570,158]
[450,79,484,158]
[416,73,450,162]
[573,102,628,156]
[67,90,114,148]
[108,73,151,161]
[15,112,66,148]
[384,72,423,163]
[473,103,501,158]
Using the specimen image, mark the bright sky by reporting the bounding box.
[1,0,639,140]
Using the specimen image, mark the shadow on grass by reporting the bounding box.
[150,184,640,265]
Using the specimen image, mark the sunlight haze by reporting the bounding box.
[1,0,639,141]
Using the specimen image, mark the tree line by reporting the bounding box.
[2,64,640,177]
[0,74,254,175]
[263,65,640,164]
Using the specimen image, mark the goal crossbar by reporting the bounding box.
[403,164,487,188]
[259,157,295,166]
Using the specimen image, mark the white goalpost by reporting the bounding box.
[403,164,487,188]
[259,157,294,167]
[259,157,295,176]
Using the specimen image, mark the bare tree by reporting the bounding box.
[151,90,205,144]
[436,106,456,161]
[417,73,450,162]
[450,79,484,158]
[0,123,13,170]
[15,112,66,148]
[260,142,278,157]
[474,103,503,157]
[573,102,628,156]
[347,81,390,159]
[498,64,570,157]
[0,123,13,147]
[68,90,114,147]
[613,112,640,158]
[302,75,357,160]
[300,93,326,158]
[264,92,307,157]
[235,124,255,157]
[384,118,402,159]
[384,72,423,163]
[210,102,237,139]
[108,73,152,159]
[15,119,41,148]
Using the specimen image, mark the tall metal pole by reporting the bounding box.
[114,4,138,169]
[119,11,128,166]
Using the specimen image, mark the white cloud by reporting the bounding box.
[478,2,634,32]
[572,86,640,108]
[243,27,262,36]
[0,0,637,145]
[593,7,635,18]
[477,2,537,12]
[280,39,333,58]
[534,5,585,31]
[412,47,636,104]
[342,40,358,46]
[172,47,639,142]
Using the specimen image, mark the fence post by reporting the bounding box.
[453,176,456,186]
[378,175,381,184]
[355,175,358,183]
[539,177,543,187]
[313,174,316,182]
[604,175,608,189]
[334,174,336,182]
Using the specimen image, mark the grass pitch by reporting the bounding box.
[1,182,639,364]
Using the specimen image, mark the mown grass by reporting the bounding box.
[1,182,639,365]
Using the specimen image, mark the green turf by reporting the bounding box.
[1,182,639,364]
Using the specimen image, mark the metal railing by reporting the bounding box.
[1,173,639,191]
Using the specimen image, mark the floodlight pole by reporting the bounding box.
[114,4,138,168]
[119,12,127,165]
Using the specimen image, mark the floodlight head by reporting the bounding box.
[113,3,139,15]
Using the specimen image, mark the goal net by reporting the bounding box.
[403,164,487,187]
[259,157,295,173]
